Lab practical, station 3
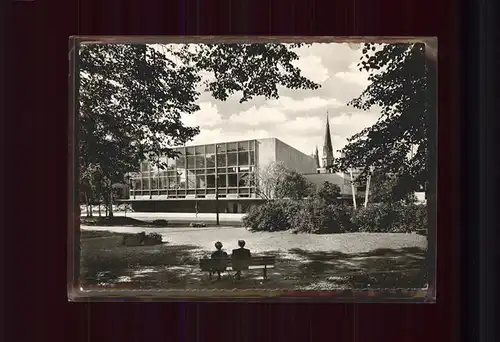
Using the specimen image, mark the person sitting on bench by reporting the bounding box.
[231,240,252,280]
[210,241,228,280]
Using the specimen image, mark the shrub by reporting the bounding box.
[242,200,293,232]
[398,203,428,233]
[351,202,428,233]
[291,199,354,234]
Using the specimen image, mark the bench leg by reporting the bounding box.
[208,272,212,280]
[263,266,267,280]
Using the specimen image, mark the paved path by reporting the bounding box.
[82,211,245,223]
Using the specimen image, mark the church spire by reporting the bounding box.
[322,113,334,172]
[314,146,321,169]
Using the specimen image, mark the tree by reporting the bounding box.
[333,42,435,200]
[78,43,320,216]
[248,161,313,201]
[368,170,417,204]
[334,41,436,292]
[315,181,341,205]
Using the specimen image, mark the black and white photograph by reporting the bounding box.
[73,37,436,298]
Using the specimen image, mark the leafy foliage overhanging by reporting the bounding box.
[334,43,436,200]
[78,43,320,211]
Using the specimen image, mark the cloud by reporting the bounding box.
[334,62,370,87]
[268,96,344,112]
[161,42,384,157]
[281,116,324,134]
[186,128,272,146]
[229,106,287,126]
[292,54,329,84]
[181,102,222,128]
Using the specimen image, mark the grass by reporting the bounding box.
[79,227,428,291]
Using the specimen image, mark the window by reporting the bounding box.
[217,154,226,167]
[187,175,196,189]
[206,153,216,167]
[227,142,238,152]
[238,151,249,165]
[227,167,238,173]
[195,146,205,154]
[187,156,195,169]
[227,153,237,166]
[218,174,227,187]
[186,146,195,155]
[177,179,186,189]
[151,177,158,189]
[206,144,215,154]
[216,143,226,153]
[228,173,238,187]
[168,177,177,189]
[238,172,249,187]
[159,177,168,189]
[249,140,255,150]
[217,168,226,173]
[195,156,205,169]
[196,174,206,188]
[206,168,215,174]
[238,141,249,151]
[142,177,150,190]
[206,175,215,188]
[176,156,186,168]
[249,151,255,165]
[167,158,176,170]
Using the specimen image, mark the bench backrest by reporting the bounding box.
[199,256,276,270]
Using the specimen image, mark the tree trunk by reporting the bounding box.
[84,192,90,217]
[108,189,114,217]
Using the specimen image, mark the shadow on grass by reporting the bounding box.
[80,232,202,287]
[80,232,428,290]
[282,247,427,289]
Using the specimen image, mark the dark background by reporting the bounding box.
[4,0,492,340]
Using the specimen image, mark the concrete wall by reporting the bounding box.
[304,172,353,196]
[130,199,265,213]
[255,138,277,170]
[275,138,317,174]
[256,138,316,174]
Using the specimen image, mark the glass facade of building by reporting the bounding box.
[130,140,257,199]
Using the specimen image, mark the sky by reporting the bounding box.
[157,43,382,157]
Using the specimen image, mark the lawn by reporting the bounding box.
[79,226,428,291]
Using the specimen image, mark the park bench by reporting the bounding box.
[199,255,276,280]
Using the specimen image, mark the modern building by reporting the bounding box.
[125,138,321,213]
[120,115,369,213]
